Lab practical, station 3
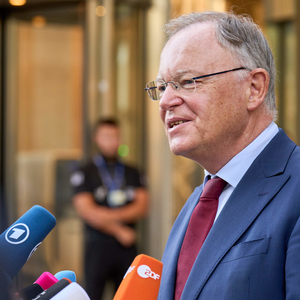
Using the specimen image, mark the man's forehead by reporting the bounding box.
[158,23,227,79]
[164,21,217,48]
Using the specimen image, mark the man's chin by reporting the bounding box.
[169,140,201,160]
[170,144,188,157]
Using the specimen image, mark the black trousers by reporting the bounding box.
[84,233,137,300]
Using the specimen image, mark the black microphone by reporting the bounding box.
[14,283,44,300]
[14,271,56,300]
[31,279,71,300]
[14,270,78,300]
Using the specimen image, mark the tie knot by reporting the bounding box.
[200,177,227,200]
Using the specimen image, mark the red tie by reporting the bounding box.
[174,177,227,300]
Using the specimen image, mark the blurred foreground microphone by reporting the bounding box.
[49,283,90,300]
[15,283,44,300]
[32,279,71,299]
[34,270,76,289]
[35,272,59,290]
[54,270,76,283]
[15,272,56,300]
[0,205,56,290]
[113,254,163,300]
[15,270,77,300]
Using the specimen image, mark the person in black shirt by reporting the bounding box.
[71,118,148,300]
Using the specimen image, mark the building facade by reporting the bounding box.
[0,0,299,295]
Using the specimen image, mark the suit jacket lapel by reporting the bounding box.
[181,129,296,299]
[159,186,204,300]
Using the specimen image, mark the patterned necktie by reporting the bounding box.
[175,177,227,300]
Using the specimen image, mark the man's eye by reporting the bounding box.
[180,79,195,89]
[183,79,194,85]
[193,79,204,86]
[157,84,166,93]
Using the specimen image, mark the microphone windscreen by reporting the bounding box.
[49,282,90,300]
[54,270,76,282]
[0,205,56,281]
[15,283,44,300]
[32,279,71,300]
[35,272,58,290]
[113,254,163,300]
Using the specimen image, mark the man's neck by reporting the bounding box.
[101,154,118,164]
[194,117,274,174]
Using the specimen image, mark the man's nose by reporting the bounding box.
[159,84,183,110]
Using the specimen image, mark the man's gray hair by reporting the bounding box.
[163,11,277,119]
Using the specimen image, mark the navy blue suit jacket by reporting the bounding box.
[158,129,300,300]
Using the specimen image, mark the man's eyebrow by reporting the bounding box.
[173,69,197,75]
[156,69,200,80]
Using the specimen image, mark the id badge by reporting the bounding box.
[107,190,127,207]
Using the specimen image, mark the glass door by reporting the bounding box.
[3,2,85,287]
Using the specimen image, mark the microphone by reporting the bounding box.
[48,282,90,300]
[113,254,163,300]
[54,270,76,282]
[14,283,44,300]
[35,272,58,290]
[0,205,56,287]
[15,272,57,300]
[14,270,77,300]
[31,278,71,300]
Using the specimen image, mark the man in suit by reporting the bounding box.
[145,11,300,299]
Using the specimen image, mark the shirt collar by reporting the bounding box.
[204,122,279,188]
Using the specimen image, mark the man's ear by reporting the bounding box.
[247,68,269,111]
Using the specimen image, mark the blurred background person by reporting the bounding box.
[70,118,148,300]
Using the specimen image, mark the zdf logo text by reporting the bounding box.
[137,265,160,280]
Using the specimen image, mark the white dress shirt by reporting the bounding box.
[204,122,279,220]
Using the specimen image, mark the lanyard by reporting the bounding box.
[93,155,125,190]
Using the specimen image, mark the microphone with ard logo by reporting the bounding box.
[0,205,56,292]
[113,254,163,300]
